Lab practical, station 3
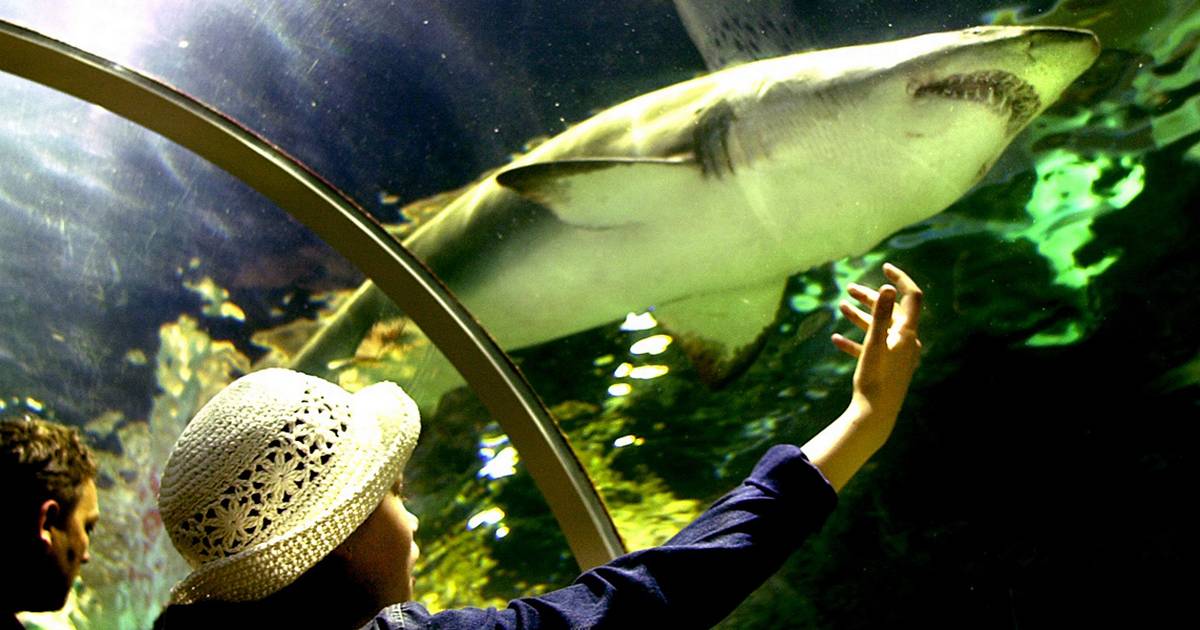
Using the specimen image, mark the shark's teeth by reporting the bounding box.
[909,70,1041,134]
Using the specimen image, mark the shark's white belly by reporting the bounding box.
[440,133,985,350]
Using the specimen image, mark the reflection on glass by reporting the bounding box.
[519,3,1192,626]
[0,71,572,629]
[4,0,1199,627]
[327,1,1194,627]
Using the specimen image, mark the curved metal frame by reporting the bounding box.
[0,20,623,568]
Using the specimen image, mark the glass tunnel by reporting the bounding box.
[1,1,1195,627]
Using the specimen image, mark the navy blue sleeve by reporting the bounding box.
[366,445,837,630]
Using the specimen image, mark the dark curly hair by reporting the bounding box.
[0,416,98,521]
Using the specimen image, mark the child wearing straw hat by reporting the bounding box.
[153,263,923,629]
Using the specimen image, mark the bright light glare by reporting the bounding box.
[467,507,506,530]
[613,434,645,448]
[479,435,509,449]
[607,383,633,397]
[630,334,672,355]
[47,1,163,64]
[629,365,669,380]
[620,311,658,331]
[478,446,518,480]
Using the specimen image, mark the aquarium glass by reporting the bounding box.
[3,0,1197,627]
[0,71,573,630]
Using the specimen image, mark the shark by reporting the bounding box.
[291,25,1100,401]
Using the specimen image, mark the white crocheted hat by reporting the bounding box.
[158,368,420,604]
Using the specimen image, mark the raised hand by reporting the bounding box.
[833,263,924,423]
[802,263,924,492]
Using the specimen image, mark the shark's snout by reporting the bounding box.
[1026,27,1102,79]
[1029,26,1102,55]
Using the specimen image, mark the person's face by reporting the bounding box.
[379,486,420,603]
[24,479,100,612]
[340,477,420,605]
[48,480,100,602]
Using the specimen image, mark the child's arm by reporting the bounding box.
[803,263,924,492]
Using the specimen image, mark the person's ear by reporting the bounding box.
[38,499,61,547]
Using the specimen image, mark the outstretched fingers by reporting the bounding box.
[863,284,897,355]
[832,263,923,358]
[831,332,862,357]
[839,297,871,331]
[833,284,895,357]
[840,281,883,332]
[883,262,923,334]
[847,283,880,310]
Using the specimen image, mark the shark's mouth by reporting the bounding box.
[910,70,1040,134]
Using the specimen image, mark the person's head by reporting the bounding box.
[0,416,100,614]
[157,368,421,620]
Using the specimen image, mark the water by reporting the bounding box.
[1,1,1196,627]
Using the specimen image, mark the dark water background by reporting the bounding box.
[0,0,1080,424]
[2,0,1197,627]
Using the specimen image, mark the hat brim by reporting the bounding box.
[167,381,420,604]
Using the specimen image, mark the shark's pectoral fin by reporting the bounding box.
[654,279,788,387]
[495,158,698,228]
[388,180,481,239]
